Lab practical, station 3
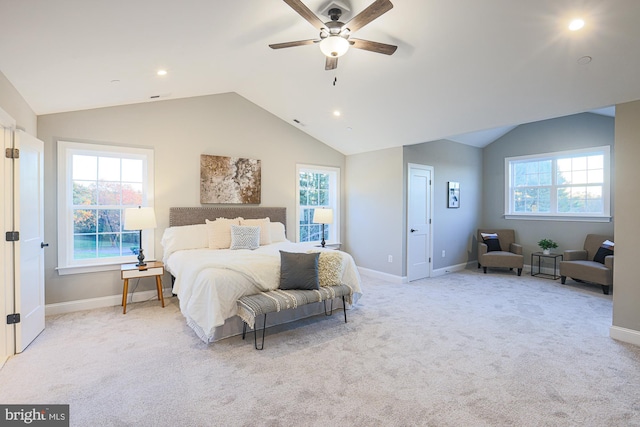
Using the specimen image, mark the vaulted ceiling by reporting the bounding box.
[0,1,637,154]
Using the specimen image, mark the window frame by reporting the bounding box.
[57,140,155,275]
[295,164,341,244]
[504,146,611,222]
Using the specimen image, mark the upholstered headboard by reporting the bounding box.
[169,207,286,229]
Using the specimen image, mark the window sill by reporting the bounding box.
[56,259,142,276]
[504,214,612,223]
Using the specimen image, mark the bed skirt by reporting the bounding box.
[185,298,356,343]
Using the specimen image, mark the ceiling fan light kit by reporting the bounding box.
[271,0,397,70]
[320,36,349,57]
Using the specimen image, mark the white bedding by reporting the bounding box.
[165,241,362,343]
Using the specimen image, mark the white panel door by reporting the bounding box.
[15,130,45,352]
[407,164,433,281]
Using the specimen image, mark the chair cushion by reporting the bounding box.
[559,260,612,286]
[481,233,502,252]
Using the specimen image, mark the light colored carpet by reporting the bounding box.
[1,269,639,426]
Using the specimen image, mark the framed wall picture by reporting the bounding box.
[200,154,261,204]
[448,181,460,208]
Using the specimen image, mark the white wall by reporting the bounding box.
[345,147,404,277]
[37,93,346,304]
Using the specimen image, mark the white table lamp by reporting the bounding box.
[124,206,157,266]
[313,208,333,248]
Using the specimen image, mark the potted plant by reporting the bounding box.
[538,238,558,255]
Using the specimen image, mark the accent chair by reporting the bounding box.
[477,229,524,276]
[559,234,614,295]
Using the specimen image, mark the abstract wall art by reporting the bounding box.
[200,155,261,204]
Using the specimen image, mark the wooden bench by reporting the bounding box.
[237,284,353,350]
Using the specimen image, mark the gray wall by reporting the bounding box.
[345,147,404,276]
[0,70,36,134]
[612,101,640,333]
[482,113,615,259]
[403,140,483,272]
[37,93,346,304]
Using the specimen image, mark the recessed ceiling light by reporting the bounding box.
[569,18,585,31]
[577,55,592,65]
[157,69,168,76]
[333,111,341,117]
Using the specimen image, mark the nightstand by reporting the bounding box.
[315,242,342,250]
[121,261,165,314]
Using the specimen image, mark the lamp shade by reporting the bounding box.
[319,36,349,58]
[124,207,157,231]
[313,208,333,224]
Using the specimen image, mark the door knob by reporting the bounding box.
[410,229,417,232]
[41,242,49,248]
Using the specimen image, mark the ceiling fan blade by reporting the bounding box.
[325,56,338,70]
[344,0,393,33]
[283,0,326,31]
[349,38,397,55]
[269,39,319,49]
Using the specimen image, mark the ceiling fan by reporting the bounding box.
[269,0,397,70]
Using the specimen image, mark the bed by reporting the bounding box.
[162,207,362,343]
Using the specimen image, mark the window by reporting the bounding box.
[505,146,610,221]
[296,165,340,243]
[57,141,154,275]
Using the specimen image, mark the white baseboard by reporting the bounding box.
[610,325,640,347]
[45,289,173,316]
[432,261,474,277]
[357,267,406,284]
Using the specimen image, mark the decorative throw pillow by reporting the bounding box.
[240,217,271,245]
[481,233,502,252]
[230,225,260,250]
[279,251,320,290]
[206,217,242,249]
[593,239,614,264]
[317,251,344,287]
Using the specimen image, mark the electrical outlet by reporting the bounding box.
[442,250,446,257]
[388,255,393,263]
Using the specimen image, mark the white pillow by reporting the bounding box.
[481,233,498,239]
[205,217,242,249]
[161,224,208,259]
[230,225,260,250]
[269,222,287,243]
[240,217,271,245]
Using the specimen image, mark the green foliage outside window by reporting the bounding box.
[72,154,144,260]
[299,171,331,243]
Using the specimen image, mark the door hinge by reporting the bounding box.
[429,219,432,224]
[5,148,19,159]
[5,231,19,242]
[7,313,20,325]
[5,231,20,242]
[429,257,431,263]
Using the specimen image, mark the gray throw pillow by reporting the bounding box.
[279,251,320,290]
